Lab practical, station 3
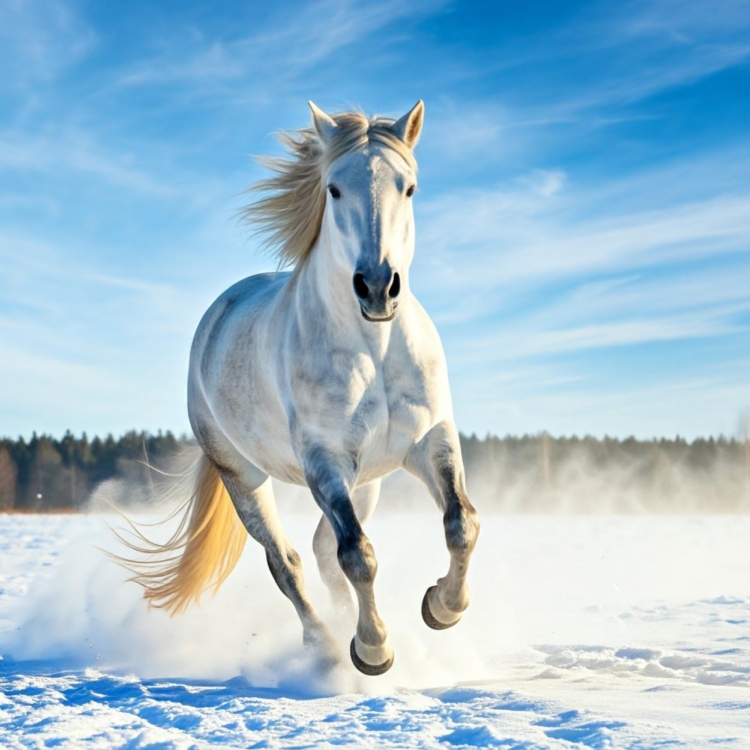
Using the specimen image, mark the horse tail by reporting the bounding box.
[111,453,247,615]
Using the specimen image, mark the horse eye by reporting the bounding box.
[328,185,341,199]
[406,185,416,198]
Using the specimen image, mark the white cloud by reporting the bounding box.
[519,169,567,197]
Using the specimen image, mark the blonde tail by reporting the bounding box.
[112,454,247,615]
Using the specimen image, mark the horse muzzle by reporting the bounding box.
[360,306,397,323]
[353,266,401,323]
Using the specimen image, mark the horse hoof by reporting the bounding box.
[421,585,461,630]
[349,637,394,676]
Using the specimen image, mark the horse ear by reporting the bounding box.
[308,101,338,145]
[393,100,424,149]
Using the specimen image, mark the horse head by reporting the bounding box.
[309,101,424,323]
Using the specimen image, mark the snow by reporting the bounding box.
[2,510,750,748]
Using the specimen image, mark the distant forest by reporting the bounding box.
[0,431,749,513]
[0,432,182,511]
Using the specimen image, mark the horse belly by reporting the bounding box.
[244,425,306,485]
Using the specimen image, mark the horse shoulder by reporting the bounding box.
[188,273,295,465]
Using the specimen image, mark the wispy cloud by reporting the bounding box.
[464,0,750,121]
[0,0,96,90]
[116,0,448,91]
[417,145,750,308]
[414,138,750,428]
[612,0,750,43]
[0,129,186,197]
[465,309,747,363]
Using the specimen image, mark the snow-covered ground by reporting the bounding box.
[2,509,750,748]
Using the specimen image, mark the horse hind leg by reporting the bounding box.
[313,480,381,613]
[313,516,350,611]
[219,463,337,661]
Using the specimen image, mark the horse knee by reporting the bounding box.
[266,547,303,591]
[285,548,302,570]
[444,500,480,555]
[337,533,377,586]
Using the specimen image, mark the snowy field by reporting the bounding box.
[2,509,750,748]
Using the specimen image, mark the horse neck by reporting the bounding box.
[293,233,393,357]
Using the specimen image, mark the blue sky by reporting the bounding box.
[1,0,749,440]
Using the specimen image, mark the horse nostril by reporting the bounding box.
[353,273,369,300]
[388,272,401,299]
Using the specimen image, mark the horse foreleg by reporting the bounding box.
[406,421,480,630]
[219,465,336,660]
[312,480,381,613]
[305,453,393,675]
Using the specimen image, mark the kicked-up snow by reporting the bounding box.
[1,508,750,748]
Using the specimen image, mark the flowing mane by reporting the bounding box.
[243,111,417,267]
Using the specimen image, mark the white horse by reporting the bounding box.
[122,101,480,676]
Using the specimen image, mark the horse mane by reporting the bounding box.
[242,111,417,267]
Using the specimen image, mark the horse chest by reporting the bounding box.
[288,347,432,475]
[359,381,434,482]
[343,355,435,474]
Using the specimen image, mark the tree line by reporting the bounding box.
[0,430,748,513]
[0,431,181,511]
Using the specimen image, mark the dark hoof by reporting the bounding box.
[349,638,394,676]
[421,585,460,630]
